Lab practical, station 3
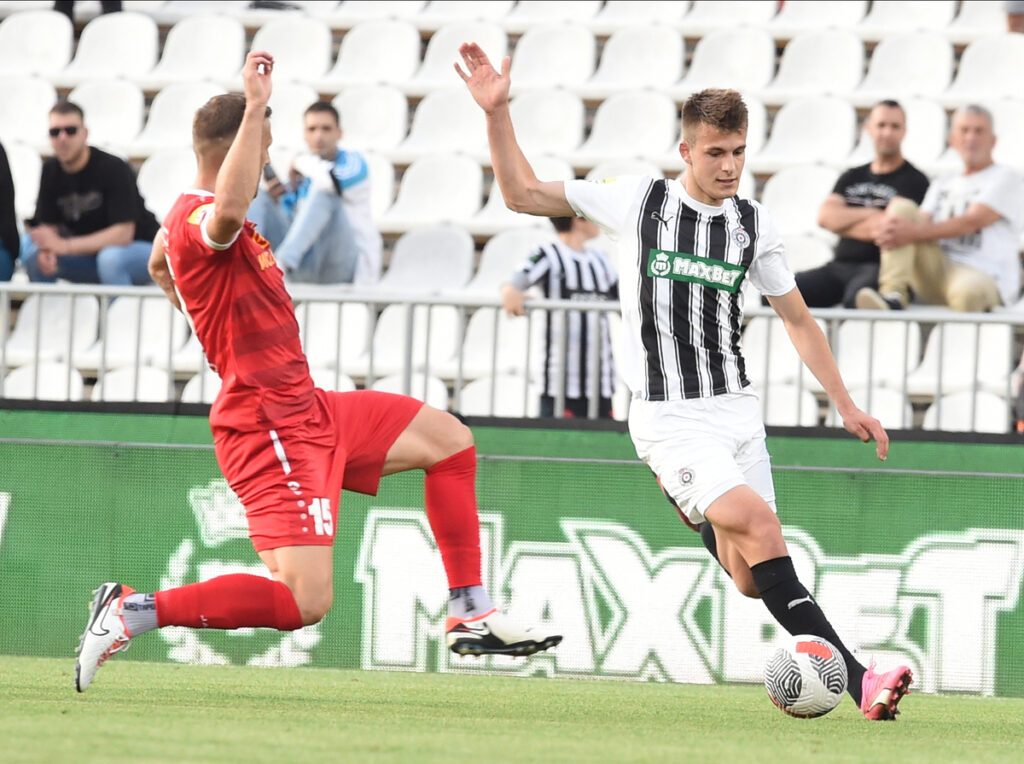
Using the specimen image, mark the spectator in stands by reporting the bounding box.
[54,1,121,23]
[1007,1,1024,33]
[500,216,618,419]
[796,100,930,308]
[249,101,381,286]
[856,105,1024,312]
[0,141,17,281]
[20,100,158,285]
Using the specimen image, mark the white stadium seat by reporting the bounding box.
[922,391,1011,433]
[376,225,475,294]
[401,21,508,98]
[0,9,73,77]
[831,386,914,429]
[848,32,954,108]
[755,29,865,107]
[783,235,834,274]
[668,27,776,102]
[266,82,320,153]
[136,148,198,223]
[441,307,545,383]
[989,99,1024,172]
[323,0,427,31]
[294,301,373,374]
[371,373,451,410]
[181,367,221,404]
[67,80,145,156]
[747,96,856,175]
[462,226,558,297]
[231,15,332,88]
[363,151,395,221]
[308,367,357,393]
[566,91,679,172]
[944,0,1008,46]
[938,34,1024,108]
[832,318,923,392]
[361,305,464,378]
[508,24,597,93]
[91,366,175,403]
[134,14,245,92]
[74,296,190,372]
[742,315,826,390]
[312,19,421,95]
[498,0,601,34]
[587,0,691,37]
[376,154,483,235]
[0,76,57,154]
[461,156,573,238]
[854,1,957,43]
[4,294,99,367]
[574,25,685,102]
[412,0,514,33]
[759,165,841,240]
[509,89,586,158]
[332,85,409,154]
[767,0,868,40]
[2,361,84,402]
[456,375,542,418]
[758,384,821,427]
[50,11,158,88]
[5,142,41,221]
[905,322,1014,398]
[657,95,766,173]
[386,87,489,167]
[128,81,227,159]
[680,0,778,37]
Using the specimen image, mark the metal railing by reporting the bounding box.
[1,281,1021,431]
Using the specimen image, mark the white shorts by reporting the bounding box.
[629,392,777,526]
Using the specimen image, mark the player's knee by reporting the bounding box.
[434,409,474,453]
[295,590,333,626]
[734,577,761,599]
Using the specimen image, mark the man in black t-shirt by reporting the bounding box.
[796,101,930,308]
[20,100,159,285]
[0,141,18,282]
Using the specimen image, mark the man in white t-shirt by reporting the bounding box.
[457,43,917,722]
[856,105,1024,312]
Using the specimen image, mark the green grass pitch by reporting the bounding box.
[1,656,1022,763]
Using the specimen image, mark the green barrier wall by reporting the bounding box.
[1,411,1022,696]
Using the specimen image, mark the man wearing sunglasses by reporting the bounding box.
[20,100,159,285]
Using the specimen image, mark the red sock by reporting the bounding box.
[424,446,482,588]
[154,573,303,631]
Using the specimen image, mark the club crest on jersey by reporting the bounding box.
[679,468,694,486]
[731,226,751,248]
[646,249,746,293]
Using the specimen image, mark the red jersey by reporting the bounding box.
[162,190,315,432]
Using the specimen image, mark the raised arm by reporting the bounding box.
[456,43,573,218]
[205,51,274,247]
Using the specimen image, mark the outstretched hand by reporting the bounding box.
[243,50,274,107]
[455,42,511,114]
[842,408,890,461]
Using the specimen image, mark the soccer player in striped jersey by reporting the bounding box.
[73,52,561,693]
[459,43,912,720]
[501,216,618,418]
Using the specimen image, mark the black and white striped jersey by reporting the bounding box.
[565,176,796,401]
[511,241,618,400]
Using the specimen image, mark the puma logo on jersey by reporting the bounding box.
[650,211,674,227]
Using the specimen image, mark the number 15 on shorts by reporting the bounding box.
[308,497,333,537]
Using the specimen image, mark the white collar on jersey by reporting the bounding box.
[670,178,730,217]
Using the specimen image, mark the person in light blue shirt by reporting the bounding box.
[250,101,381,285]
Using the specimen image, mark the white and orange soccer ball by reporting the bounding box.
[763,634,848,718]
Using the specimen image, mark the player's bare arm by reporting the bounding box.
[148,232,181,311]
[207,51,275,247]
[767,288,889,460]
[456,43,573,218]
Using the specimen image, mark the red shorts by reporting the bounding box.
[214,388,424,552]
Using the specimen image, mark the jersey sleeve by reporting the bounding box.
[510,247,552,290]
[177,199,240,254]
[333,150,369,191]
[745,202,797,297]
[565,175,648,239]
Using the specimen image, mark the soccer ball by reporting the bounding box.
[763,634,848,718]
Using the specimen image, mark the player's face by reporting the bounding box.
[303,112,342,160]
[48,112,88,167]
[866,105,906,160]
[680,123,746,205]
[950,111,996,170]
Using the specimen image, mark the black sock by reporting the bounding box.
[697,522,732,579]
[750,556,866,705]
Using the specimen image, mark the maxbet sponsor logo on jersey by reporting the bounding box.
[357,509,1024,695]
[646,249,745,293]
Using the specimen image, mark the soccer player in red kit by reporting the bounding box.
[74,51,561,692]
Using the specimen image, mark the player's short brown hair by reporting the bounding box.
[192,94,272,153]
[681,89,748,142]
